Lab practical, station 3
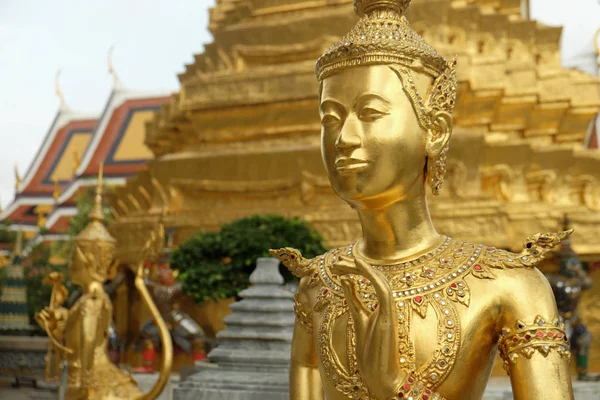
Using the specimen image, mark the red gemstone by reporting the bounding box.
[423,396,429,400]
[404,384,411,391]
[548,332,554,338]
[343,299,347,305]
[513,337,518,343]
[408,377,414,383]
[323,289,328,294]
[474,265,483,271]
[557,333,563,339]
[398,394,404,398]
[536,332,544,338]
[414,296,423,304]
[451,283,458,288]
[487,247,495,251]
[525,335,531,340]
[426,389,432,394]
[313,273,318,278]
[374,303,378,309]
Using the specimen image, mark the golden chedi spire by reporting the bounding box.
[74,163,117,281]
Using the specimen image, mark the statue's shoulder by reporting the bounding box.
[269,247,323,278]
[476,230,571,271]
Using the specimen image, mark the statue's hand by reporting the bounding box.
[37,307,58,333]
[332,255,405,399]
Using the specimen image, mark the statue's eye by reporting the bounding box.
[358,107,386,121]
[321,114,340,127]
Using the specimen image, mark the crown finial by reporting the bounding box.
[354,0,411,17]
[89,163,105,222]
[55,69,68,111]
[14,163,22,192]
[107,46,123,89]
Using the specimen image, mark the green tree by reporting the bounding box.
[172,214,327,305]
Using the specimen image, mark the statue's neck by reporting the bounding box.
[354,187,443,263]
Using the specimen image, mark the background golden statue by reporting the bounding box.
[35,165,173,400]
[272,0,574,399]
[39,271,69,382]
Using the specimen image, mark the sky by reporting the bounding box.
[0,0,598,210]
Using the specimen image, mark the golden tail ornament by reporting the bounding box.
[134,256,173,400]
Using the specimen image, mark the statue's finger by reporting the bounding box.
[330,258,360,276]
[341,277,369,341]
[341,256,393,315]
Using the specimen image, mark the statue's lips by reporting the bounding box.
[335,158,369,173]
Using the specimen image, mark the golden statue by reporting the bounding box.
[271,1,574,399]
[39,271,69,382]
[35,164,173,400]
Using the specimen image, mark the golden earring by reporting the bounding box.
[427,146,448,196]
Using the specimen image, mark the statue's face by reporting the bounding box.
[68,247,86,286]
[320,65,428,208]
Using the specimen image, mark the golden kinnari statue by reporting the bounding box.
[35,164,173,400]
[271,1,574,399]
[40,271,69,382]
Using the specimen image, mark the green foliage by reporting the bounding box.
[0,267,6,299]
[171,214,327,305]
[0,221,16,243]
[171,232,246,305]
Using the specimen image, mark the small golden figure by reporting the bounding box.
[38,271,69,382]
[271,1,574,399]
[35,164,173,400]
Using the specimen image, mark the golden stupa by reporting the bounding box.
[108,0,600,371]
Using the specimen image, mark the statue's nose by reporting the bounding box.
[335,114,362,151]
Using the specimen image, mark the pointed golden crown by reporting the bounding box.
[316,0,457,124]
[316,0,447,80]
[74,163,117,280]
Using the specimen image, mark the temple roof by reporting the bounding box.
[46,87,170,233]
[0,107,98,228]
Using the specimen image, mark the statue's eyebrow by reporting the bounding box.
[353,93,391,109]
[320,98,344,113]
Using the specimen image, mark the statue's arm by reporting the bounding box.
[290,277,323,400]
[79,287,103,388]
[499,268,574,400]
[290,321,323,400]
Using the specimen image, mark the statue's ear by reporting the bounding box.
[75,246,93,268]
[425,110,452,158]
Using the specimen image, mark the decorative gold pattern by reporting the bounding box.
[316,4,448,81]
[274,230,569,399]
[498,315,571,373]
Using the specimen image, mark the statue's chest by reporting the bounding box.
[309,239,494,398]
[313,291,461,397]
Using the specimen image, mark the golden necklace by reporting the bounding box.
[312,238,486,398]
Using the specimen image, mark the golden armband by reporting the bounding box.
[498,315,571,373]
[294,294,313,334]
[390,374,447,400]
